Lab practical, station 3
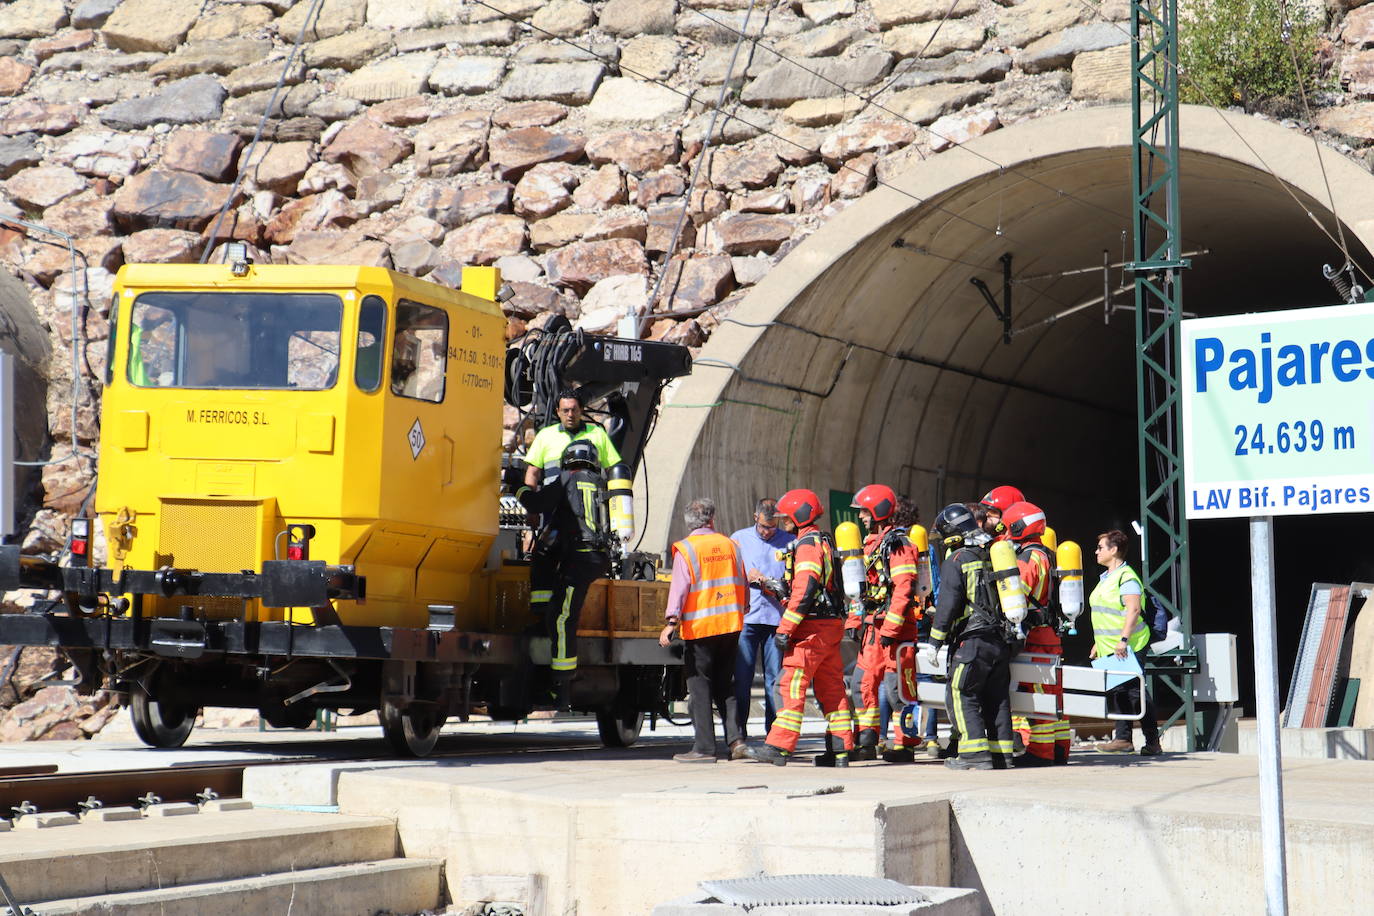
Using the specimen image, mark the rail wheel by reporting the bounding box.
[130,681,196,749]
[380,700,443,757]
[596,706,644,748]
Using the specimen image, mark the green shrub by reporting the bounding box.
[1179,0,1323,111]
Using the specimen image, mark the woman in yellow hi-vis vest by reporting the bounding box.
[1089,529,1162,755]
[660,497,747,763]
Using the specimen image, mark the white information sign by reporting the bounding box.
[1181,302,1374,519]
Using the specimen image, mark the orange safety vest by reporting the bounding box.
[672,532,746,640]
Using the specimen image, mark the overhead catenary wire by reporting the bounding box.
[679,3,1141,241]
[1067,0,1374,287]
[641,0,762,336]
[471,0,1049,258]
[198,0,326,264]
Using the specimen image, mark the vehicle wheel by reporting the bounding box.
[596,706,644,748]
[130,682,196,749]
[380,700,443,757]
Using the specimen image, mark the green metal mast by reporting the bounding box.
[1130,0,1199,748]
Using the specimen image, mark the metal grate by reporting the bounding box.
[158,499,258,572]
[1284,584,1332,727]
[698,875,928,910]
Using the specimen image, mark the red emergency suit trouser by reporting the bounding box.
[855,623,888,731]
[1013,625,1070,761]
[766,619,855,754]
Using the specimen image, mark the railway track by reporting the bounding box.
[0,730,642,817]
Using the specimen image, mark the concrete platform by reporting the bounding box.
[334,740,1374,916]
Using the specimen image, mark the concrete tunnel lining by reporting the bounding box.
[640,104,1374,553]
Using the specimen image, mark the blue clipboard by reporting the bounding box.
[1092,652,1142,691]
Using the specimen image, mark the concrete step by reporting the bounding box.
[29,857,442,916]
[0,809,399,903]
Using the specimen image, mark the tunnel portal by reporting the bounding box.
[642,105,1374,693]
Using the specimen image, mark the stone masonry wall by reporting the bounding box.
[0,0,1370,733]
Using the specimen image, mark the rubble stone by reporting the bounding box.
[819,119,917,165]
[111,170,235,232]
[285,231,390,266]
[887,52,1013,91]
[414,110,490,177]
[600,0,678,36]
[0,100,84,135]
[585,130,679,174]
[49,131,151,179]
[741,53,893,106]
[888,82,994,125]
[3,166,85,210]
[0,135,41,179]
[122,228,201,264]
[150,39,272,79]
[278,0,368,41]
[873,0,978,26]
[514,162,577,219]
[829,151,877,198]
[881,20,985,58]
[621,36,681,82]
[783,97,865,128]
[705,212,793,255]
[996,0,1090,49]
[430,56,507,95]
[778,21,865,58]
[499,62,606,105]
[0,59,33,96]
[574,165,627,209]
[488,127,586,180]
[708,146,786,190]
[304,30,393,69]
[0,0,69,39]
[162,130,242,181]
[584,78,690,128]
[390,238,441,276]
[530,213,597,251]
[322,118,414,176]
[637,170,687,207]
[241,141,317,195]
[655,255,735,310]
[72,0,119,29]
[36,191,113,238]
[189,4,276,42]
[493,101,568,129]
[263,190,357,244]
[584,209,648,243]
[1071,44,1131,102]
[531,0,597,37]
[99,75,226,131]
[929,109,1002,151]
[340,52,439,103]
[101,0,199,52]
[440,214,528,266]
[544,239,648,293]
[1019,23,1127,74]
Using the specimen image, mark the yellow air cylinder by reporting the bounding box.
[989,539,1027,624]
[836,520,865,602]
[607,464,634,544]
[909,524,933,599]
[1042,526,1058,553]
[1056,540,1084,634]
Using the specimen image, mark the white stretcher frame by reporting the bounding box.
[898,642,1146,722]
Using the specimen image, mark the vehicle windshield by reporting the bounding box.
[128,291,343,390]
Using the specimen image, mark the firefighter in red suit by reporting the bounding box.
[1003,500,1071,766]
[745,489,855,767]
[979,485,1024,539]
[848,485,924,762]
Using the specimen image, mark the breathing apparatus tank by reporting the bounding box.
[607,464,634,548]
[909,524,933,601]
[989,539,1028,625]
[836,521,865,611]
[1042,526,1058,553]
[1056,540,1085,634]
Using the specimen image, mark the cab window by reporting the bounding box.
[355,296,387,393]
[127,292,342,390]
[390,300,447,403]
[103,294,118,386]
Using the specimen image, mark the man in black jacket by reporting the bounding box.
[515,440,610,710]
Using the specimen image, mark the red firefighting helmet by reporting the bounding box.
[1003,501,1047,543]
[980,485,1025,514]
[775,489,823,527]
[851,484,897,523]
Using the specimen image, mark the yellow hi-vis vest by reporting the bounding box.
[672,532,746,640]
[1088,563,1150,657]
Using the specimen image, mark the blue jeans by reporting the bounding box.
[735,622,781,738]
[918,672,940,740]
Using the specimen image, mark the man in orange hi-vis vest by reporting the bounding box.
[660,497,747,763]
[744,489,855,767]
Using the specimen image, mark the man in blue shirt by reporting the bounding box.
[730,497,795,745]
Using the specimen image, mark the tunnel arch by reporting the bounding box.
[641,104,1374,560]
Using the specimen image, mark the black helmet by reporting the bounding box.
[561,439,599,471]
[933,503,983,547]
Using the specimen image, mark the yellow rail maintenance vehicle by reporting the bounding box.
[0,253,692,755]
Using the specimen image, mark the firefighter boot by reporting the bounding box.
[882,747,916,763]
[745,743,789,766]
[550,672,573,712]
[945,751,994,771]
[854,728,879,761]
[813,751,850,768]
[936,739,959,760]
[1015,752,1054,768]
[1054,745,1069,765]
